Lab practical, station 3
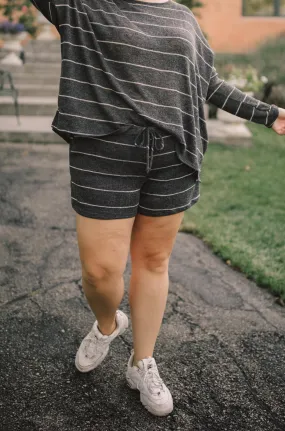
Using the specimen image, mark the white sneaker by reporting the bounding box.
[126,349,174,416]
[75,309,128,372]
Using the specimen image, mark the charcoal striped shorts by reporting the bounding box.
[68,125,200,219]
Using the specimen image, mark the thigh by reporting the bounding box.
[130,212,184,263]
[76,213,135,276]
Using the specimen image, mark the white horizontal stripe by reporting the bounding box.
[206,80,224,102]
[56,3,87,14]
[59,23,93,34]
[135,112,183,131]
[58,109,134,126]
[71,181,140,193]
[59,94,133,111]
[249,106,256,122]
[71,196,138,209]
[235,94,247,116]
[196,147,203,157]
[139,194,200,212]
[84,135,171,147]
[70,164,145,178]
[184,127,197,140]
[52,124,131,139]
[221,88,235,110]
[82,137,138,148]
[85,0,214,56]
[61,60,201,110]
[70,149,146,164]
[131,99,198,119]
[153,150,176,157]
[141,182,196,197]
[266,107,270,126]
[61,40,101,53]
[210,72,219,80]
[150,162,184,171]
[185,147,198,158]
[148,171,196,181]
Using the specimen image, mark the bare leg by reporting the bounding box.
[129,212,185,365]
[75,213,135,335]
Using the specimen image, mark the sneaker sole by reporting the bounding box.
[126,375,173,416]
[75,315,128,373]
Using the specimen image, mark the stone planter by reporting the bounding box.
[217,91,254,123]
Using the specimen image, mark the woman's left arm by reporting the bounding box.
[206,66,283,133]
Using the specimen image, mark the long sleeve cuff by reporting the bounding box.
[266,104,279,128]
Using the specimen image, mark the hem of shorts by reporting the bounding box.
[71,204,137,220]
[137,198,199,217]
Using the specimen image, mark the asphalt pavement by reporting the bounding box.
[1,142,285,431]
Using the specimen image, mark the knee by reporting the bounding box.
[133,251,170,274]
[82,259,125,286]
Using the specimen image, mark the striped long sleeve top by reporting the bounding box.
[31,0,279,181]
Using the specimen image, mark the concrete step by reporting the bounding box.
[0,96,57,116]
[207,119,252,147]
[24,52,61,63]
[0,116,65,144]
[10,75,60,86]
[0,116,252,146]
[16,84,59,97]
[5,70,61,81]
[1,63,61,74]
[24,40,61,54]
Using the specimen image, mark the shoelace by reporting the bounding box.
[142,364,165,395]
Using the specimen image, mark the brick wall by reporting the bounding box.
[196,0,285,52]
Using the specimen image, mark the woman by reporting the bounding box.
[31,0,285,417]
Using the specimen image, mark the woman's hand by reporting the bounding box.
[272,107,285,135]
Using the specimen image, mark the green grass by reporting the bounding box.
[181,123,285,299]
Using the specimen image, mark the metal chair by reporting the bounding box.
[0,69,20,125]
